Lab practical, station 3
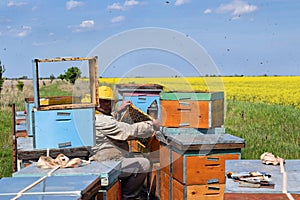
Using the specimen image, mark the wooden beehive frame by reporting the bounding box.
[120,104,153,124]
[33,56,98,110]
[120,104,153,147]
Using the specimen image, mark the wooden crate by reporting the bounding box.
[173,179,224,200]
[160,92,224,128]
[172,152,239,185]
[97,181,120,200]
[159,144,172,175]
[160,171,172,200]
[148,135,160,163]
[148,163,161,198]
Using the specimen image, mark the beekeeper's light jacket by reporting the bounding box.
[91,112,155,161]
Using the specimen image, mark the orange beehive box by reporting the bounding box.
[160,92,224,129]
[172,151,239,185]
[160,171,172,200]
[96,181,120,200]
[172,179,225,200]
[148,163,160,198]
[163,133,244,185]
[159,144,172,175]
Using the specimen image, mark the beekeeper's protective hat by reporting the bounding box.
[98,86,115,100]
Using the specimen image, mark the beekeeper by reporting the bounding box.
[91,86,160,200]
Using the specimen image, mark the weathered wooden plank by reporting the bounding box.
[89,58,98,105]
[17,138,90,161]
[34,57,96,63]
[17,147,90,160]
[15,131,28,138]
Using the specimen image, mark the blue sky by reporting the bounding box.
[0,0,300,78]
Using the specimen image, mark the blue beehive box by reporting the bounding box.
[116,84,163,119]
[0,175,100,200]
[24,98,34,136]
[33,108,95,149]
[13,161,121,188]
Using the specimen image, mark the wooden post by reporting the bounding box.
[33,59,40,109]
[89,56,98,105]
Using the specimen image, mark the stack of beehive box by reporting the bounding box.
[158,91,244,200]
[116,84,163,156]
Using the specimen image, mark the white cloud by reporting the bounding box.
[79,20,94,28]
[124,0,139,7]
[16,26,32,37]
[66,0,84,10]
[2,26,32,37]
[107,1,140,24]
[7,1,27,7]
[111,16,125,23]
[107,2,123,10]
[69,20,95,32]
[174,0,190,6]
[16,26,31,37]
[107,0,140,11]
[204,9,212,14]
[2,25,32,37]
[216,0,257,16]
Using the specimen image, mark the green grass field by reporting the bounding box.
[0,110,13,177]
[0,78,299,178]
[225,100,300,159]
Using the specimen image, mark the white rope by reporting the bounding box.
[286,193,295,200]
[11,165,60,200]
[280,159,295,200]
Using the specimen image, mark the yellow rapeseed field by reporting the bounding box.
[99,76,300,109]
[222,76,300,109]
